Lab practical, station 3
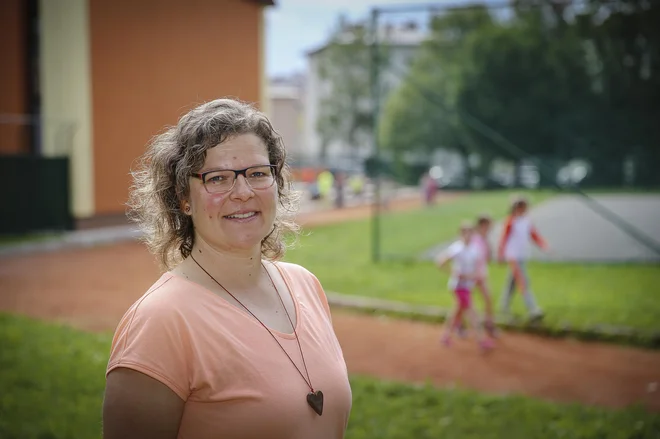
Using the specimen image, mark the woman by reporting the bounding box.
[103,99,352,438]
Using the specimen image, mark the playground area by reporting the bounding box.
[2,0,660,436]
[2,191,659,419]
[427,194,660,263]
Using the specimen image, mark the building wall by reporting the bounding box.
[303,55,322,161]
[258,10,270,118]
[0,0,29,155]
[90,0,263,215]
[303,39,423,169]
[269,81,304,160]
[270,96,302,158]
[39,0,95,218]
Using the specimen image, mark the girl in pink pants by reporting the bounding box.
[436,222,495,351]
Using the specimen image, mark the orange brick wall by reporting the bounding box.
[0,0,29,155]
[90,0,262,214]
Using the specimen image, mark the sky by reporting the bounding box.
[265,0,431,77]
[264,0,506,78]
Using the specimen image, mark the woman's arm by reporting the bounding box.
[103,368,185,439]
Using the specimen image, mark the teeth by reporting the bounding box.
[226,212,256,219]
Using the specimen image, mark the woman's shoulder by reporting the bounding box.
[271,261,325,292]
[271,261,331,317]
[272,261,316,280]
[120,272,203,322]
[109,273,206,360]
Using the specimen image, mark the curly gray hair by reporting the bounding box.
[127,98,299,270]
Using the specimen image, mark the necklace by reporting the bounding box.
[189,253,324,416]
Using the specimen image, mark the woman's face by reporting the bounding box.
[186,133,278,255]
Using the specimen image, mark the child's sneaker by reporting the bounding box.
[479,338,495,351]
[455,324,468,339]
[441,335,452,347]
[529,310,544,324]
[484,320,499,338]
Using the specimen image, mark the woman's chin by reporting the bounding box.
[226,235,268,253]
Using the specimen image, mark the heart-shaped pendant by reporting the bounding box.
[307,390,324,416]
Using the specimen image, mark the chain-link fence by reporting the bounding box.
[365,0,660,262]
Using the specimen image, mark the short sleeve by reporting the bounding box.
[106,280,192,401]
[276,262,333,323]
[307,271,333,322]
[437,241,463,263]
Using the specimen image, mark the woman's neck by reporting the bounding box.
[187,240,264,290]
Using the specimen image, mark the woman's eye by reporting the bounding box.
[207,174,228,183]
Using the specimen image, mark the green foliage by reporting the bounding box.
[457,16,594,162]
[378,0,660,187]
[575,0,660,186]
[2,313,659,439]
[316,16,388,160]
[379,6,495,164]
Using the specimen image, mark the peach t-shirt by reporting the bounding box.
[106,262,352,439]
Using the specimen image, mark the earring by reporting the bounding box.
[184,205,190,213]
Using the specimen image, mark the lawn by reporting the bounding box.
[284,191,660,335]
[0,232,61,247]
[1,313,658,439]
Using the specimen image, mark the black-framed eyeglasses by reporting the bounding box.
[192,165,277,194]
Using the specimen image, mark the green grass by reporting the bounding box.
[285,190,660,335]
[0,232,61,248]
[350,376,660,439]
[1,313,658,439]
[0,314,108,439]
[379,190,556,258]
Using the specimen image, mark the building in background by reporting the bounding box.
[268,73,305,164]
[0,0,273,233]
[303,21,425,171]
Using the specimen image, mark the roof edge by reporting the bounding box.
[248,0,275,5]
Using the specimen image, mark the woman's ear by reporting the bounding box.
[181,200,191,215]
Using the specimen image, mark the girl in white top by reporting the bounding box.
[498,196,549,321]
[436,222,495,351]
[470,215,496,336]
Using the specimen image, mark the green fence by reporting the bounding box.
[0,155,73,235]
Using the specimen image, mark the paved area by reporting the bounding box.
[427,194,660,263]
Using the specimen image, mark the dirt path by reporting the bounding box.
[335,312,660,412]
[294,194,431,228]
[1,192,659,413]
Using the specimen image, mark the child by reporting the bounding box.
[498,196,548,322]
[454,215,496,338]
[471,214,497,336]
[437,222,494,350]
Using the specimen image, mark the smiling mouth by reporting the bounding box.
[224,211,258,219]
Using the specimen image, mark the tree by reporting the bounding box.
[378,6,495,181]
[379,0,660,188]
[316,16,387,162]
[457,8,595,166]
[574,0,660,186]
